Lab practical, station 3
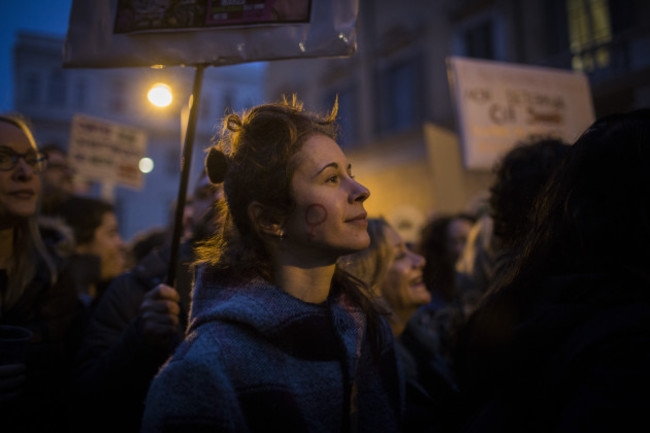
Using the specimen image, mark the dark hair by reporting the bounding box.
[58,196,115,246]
[419,213,476,302]
[489,136,570,250]
[196,96,388,353]
[196,96,339,279]
[493,109,650,298]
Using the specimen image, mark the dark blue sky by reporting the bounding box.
[1,0,73,112]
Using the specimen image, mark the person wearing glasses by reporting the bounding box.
[0,115,81,432]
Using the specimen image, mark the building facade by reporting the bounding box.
[264,0,650,243]
[13,31,265,239]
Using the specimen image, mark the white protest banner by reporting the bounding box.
[63,0,358,68]
[68,114,147,189]
[447,56,595,171]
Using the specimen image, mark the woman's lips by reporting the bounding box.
[346,212,368,226]
[9,190,35,199]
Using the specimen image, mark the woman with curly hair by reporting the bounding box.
[456,109,650,432]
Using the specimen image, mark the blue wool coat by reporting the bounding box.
[141,271,403,433]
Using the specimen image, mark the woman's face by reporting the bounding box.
[0,121,41,227]
[85,211,125,281]
[282,134,371,264]
[380,225,430,310]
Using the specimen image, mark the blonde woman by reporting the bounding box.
[340,217,461,432]
[0,115,80,431]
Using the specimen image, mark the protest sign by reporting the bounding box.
[63,0,358,285]
[63,0,358,68]
[447,56,595,170]
[68,114,147,189]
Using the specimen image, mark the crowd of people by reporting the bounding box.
[0,100,648,432]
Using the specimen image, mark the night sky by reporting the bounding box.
[0,0,73,112]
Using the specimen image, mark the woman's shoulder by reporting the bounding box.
[143,330,244,432]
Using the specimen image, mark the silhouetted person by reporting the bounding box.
[341,217,459,432]
[57,196,126,307]
[68,170,223,433]
[456,137,571,311]
[456,109,650,432]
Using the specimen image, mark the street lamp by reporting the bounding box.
[147,83,173,107]
[139,157,154,173]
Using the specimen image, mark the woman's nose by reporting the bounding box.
[13,157,35,179]
[410,251,425,268]
[350,179,370,203]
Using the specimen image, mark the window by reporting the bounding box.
[464,20,495,60]
[23,71,41,105]
[543,0,570,56]
[452,7,505,61]
[567,0,613,71]
[48,70,67,107]
[374,54,425,135]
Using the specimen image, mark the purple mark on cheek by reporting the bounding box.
[305,204,327,238]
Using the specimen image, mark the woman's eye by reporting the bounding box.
[326,175,339,184]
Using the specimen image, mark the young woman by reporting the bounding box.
[340,218,461,432]
[142,98,402,432]
[0,115,80,431]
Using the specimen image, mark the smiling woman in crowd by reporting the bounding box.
[340,217,461,432]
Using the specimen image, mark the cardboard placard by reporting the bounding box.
[68,114,147,189]
[447,56,595,170]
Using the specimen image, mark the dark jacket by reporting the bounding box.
[69,244,192,433]
[142,270,403,433]
[0,242,82,432]
[455,271,650,433]
[396,320,460,433]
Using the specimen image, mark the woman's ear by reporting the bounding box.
[248,201,284,238]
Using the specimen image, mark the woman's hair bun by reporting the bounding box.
[205,146,229,184]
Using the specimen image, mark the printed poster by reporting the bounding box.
[68,114,147,189]
[447,56,595,170]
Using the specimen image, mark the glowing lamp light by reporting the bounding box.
[139,157,154,174]
[147,83,173,107]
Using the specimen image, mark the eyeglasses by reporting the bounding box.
[0,148,48,173]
